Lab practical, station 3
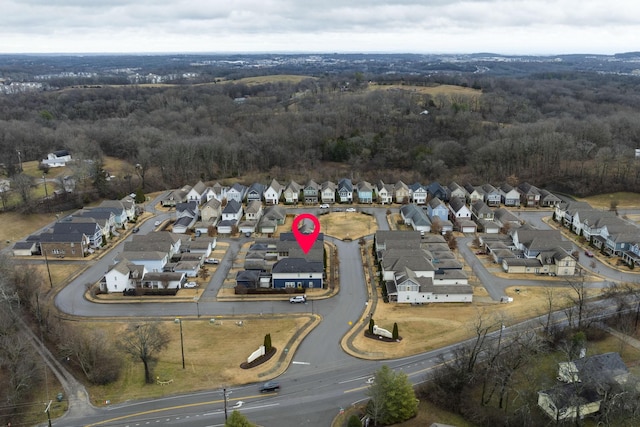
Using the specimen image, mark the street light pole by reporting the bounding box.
[175,318,185,369]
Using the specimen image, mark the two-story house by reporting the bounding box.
[376,180,394,204]
[304,180,320,204]
[264,179,283,205]
[337,178,353,203]
[321,181,336,204]
[226,183,247,203]
[283,181,301,204]
[356,181,374,204]
[409,182,428,205]
[394,181,410,204]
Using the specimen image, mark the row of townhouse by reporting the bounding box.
[12,196,138,258]
[555,200,640,263]
[374,230,472,304]
[400,196,528,235]
[161,179,561,208]
[479,226,577,276]
[235,232,324,291]
[100,231,216,294]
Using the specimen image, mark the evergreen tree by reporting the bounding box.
[225,410,255,427]
[392,322,399,340]
[368,317,375,334]
[135,187,145,204]
[366,365,418,425]
[264,333,272,351]
[347,414,362,427]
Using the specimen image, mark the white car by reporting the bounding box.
[319,204,330,209]
[346,208,357,212]
[205,258,220,264]
[154,220,161,226]
[183,282,198,288]
[289,295,306,303]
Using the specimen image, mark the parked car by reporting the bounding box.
[131,227,140,233]
[205,258,220,264]
[183,282,198,288]
[259,381,280,393]
[289,295,306,303]
[319,204,330,209]
[585,250,594,257]
[154,220,161,226]
[345,207,357,212]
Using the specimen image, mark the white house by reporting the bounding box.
[264,179,283,205]
[42,150,72,168]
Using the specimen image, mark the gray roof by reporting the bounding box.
[272,258,324,274]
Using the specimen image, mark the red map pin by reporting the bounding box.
[291,213,321,254]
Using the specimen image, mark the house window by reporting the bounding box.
[285,281,295,288]
[308,281,314,288]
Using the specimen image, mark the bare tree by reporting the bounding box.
[119,322,170,384]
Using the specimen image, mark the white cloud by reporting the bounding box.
[1,0,638,54]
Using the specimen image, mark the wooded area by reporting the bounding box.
[2,70,640,209]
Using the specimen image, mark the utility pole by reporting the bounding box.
[223,387,228,421]
[43,247,53,289]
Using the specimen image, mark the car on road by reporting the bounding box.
[131,227,140,233]
[319,204,330,209]
[345,208,357,212]
[205,258,220,264]
[183,282,198,288]
[154,220,161,226]
[259,381,280,393]
[585,250,594,257]
[289,295,306,303]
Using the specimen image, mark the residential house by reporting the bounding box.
[337,178,353,203]
[376,180,394,204]
[303,180,320,204]
[400,204,431,233]
[493,208,521,230]
[102,260,145,293]
[394,181,411,204]
[90,204,130,230]
[226,183,247,203]
[271,258,324,289]
[374,230,422,253]
[172,202,199,234]
[140,271,185,290]
[427,181,449,202]
[538,353,629,421]
[499,183,521,207]
[207,182,228,202]
[320,181,336,204]
[481,183,501,207]
[448,198,476,233]
[161,185,191,207]
[539,189,562,208]
[464,183,484,204]
[35,230,91,258]
[52,221,103,248]
[511,229,573,258]
[100,199,135,224]
[245,200,264,222]
[448,182,468,200]
[518,182,541,207]
[246,183,265,204]
[42,150,71,168]
[356,181,374,204]
[502,248,576,276]
[186,181,207,205]
[409,182,428,205]
[75,209,117,237]
[221,199,243,223]
[471,200,494,221]
[258,205,286,234]
[389,268,473,304]
[200,198,222,223]
[427,198,449,222]
[264,179,283,205]
[283,180,301,205]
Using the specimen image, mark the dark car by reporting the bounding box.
[132,227,140,233]
[259,381,280,393]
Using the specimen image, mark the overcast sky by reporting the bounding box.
[2,0,638,55]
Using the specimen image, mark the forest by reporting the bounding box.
[2,66,640,210]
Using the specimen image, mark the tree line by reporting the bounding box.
[2,71,640,213]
